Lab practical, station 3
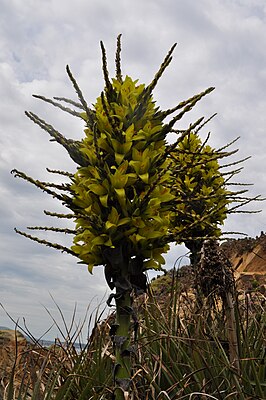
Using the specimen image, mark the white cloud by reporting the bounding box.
[0,0,265,340]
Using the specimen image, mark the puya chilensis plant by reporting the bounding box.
[11,35,262,398]
[169,130,261,265]
[11,35,215,398]
[169,124,263,358]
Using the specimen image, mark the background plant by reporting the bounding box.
[169,130,261,266]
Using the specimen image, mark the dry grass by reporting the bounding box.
[1,278,265,400]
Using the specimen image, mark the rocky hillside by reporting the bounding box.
[221,232,266,291]
[0,329,29,396]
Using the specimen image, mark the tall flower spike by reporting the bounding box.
[100,40,116,103]
[115,33,123,82]
[144,43,177,99]
[100,91,121,138]
[66,65,95,128]
[131,43,177,123]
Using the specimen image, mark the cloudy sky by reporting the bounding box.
[0,0,265,341]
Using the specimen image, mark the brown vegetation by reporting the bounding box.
[0,234,265,398]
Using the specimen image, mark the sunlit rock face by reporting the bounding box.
[0,329,28,395]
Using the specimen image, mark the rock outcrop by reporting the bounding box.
[221,232,266,291]
[0,329,29,397]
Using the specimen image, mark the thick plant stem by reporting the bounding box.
[113,270,133,399]
[225,291,240,374]
[186,239,203,267]
[187,239,204,311]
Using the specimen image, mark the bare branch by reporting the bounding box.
[14,228,77,256]
[25,111,87,166]
[44,210,76,219]
[32,94,82,117]
[220,156,251,169]
[161,87,215,134]
[27,226,77,234]
[53,96,84,109]
[144,43,177,99]
[11,169,70,202]
[46,168,74,178]
[166,117,204,154]
[66,65,95,127]
[217,136,240,152]
[195,114,217,134]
